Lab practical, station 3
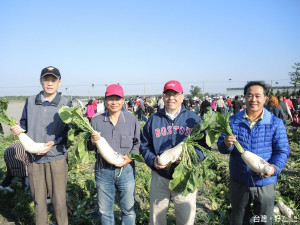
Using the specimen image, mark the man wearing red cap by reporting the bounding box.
[140,80,206,225]
[88,84,141,225]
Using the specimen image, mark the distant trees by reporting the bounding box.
[189,85,202,97]
[289,62,300,92]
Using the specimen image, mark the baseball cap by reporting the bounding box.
[105,84,124,97]
[40,66,61,79]
[163,80,183,93]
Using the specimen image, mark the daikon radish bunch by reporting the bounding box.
[58,105,124,164]
[165,122,213,196]
[203,108,274,175]
[0,98,50,154]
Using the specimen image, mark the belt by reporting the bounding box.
[97,158,117,170]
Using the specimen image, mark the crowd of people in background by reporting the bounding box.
[69,92,300,128]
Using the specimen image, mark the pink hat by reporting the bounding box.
[163,80,183,93]
[105,84,124,97]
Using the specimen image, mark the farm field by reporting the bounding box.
[0,102,299,224]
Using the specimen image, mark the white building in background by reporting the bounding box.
[226,85,299,97]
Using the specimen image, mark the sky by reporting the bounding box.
[0,0,299,97]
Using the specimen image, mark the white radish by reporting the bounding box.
[18,132,51,154]
[93,133,124,165]
[241,151,274,175]
[273,205,280,213]
[277,200,294,218]
[157,142,184,166]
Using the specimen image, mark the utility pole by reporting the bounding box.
[91,83,95,98]
[271,80,273,88]
[65,87,72,99]
[228,78,232,96]
[69,86,72,99]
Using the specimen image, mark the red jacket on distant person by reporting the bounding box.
[92,100,98,111]
[283,97,294,111]
[227,98,232,107]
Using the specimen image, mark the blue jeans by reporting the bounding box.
[95,161,136,225]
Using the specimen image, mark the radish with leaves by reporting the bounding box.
[202,108,275,175]
[58,105,125,164]
[0,98,50,154]
[58,105,143,164]
[167,125,210,196]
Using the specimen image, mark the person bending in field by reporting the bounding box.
[0,142,29,192]
[10,66,71,225]
[218,81,289,225]
[140,80,207,225]
[88,84,141,225]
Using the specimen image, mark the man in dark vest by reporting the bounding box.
[11,66,71,225]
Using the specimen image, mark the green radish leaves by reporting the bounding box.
[169,108,244,196]
[128,153,145,162]
[0,98,17,126]
[59,105,96,163]
[168,123,210,196]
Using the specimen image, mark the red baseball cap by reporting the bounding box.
[163,80,183,93]
[105,84,124,97]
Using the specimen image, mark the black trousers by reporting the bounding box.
[230,180,276,225]
[217,107,224,114]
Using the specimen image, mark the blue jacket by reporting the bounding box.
[218,108,289,187]
[140,105,206,180]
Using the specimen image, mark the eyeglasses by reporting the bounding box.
[41,77,59,84]
[163,92,182,98]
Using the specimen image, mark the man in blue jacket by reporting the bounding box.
[218,81,289,225]
[140,80,205,225]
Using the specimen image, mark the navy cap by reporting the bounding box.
[40,66,61,79]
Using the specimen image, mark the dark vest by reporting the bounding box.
[26,92,70,163]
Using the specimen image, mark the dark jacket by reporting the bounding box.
[140,105,206,180]
[20,92,71,163]
[232,100,243,114]
[266,106,286,120]
[279,100,289,117]
[200,100,211,117]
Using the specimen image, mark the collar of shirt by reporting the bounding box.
[103,111,126,124]
[41,92,55,103]
[165,106,181,121]
[243,109,264,129]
